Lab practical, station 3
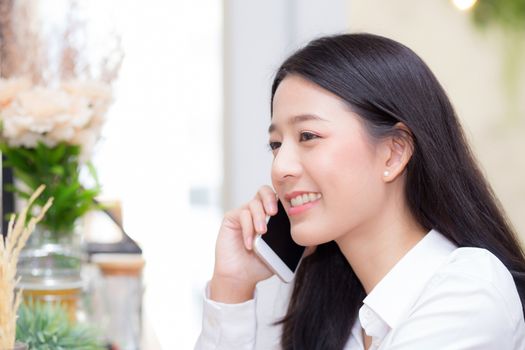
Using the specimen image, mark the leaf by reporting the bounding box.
[2,141,100,233]
[49,165,65,176]
[2,149,34,173]
[86,161,102,190]
[49,143,67,164]
[16,301,105,349]
[37,331,45,342]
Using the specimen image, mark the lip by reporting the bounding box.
[283,191,321,216]
[288,200,320,216]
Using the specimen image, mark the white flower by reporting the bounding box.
[0,78,113,160]
[16,87,71,119]
[0,77,31,106]
[69,97,95,128]
[6,131,46,148]
[47,123,76,143]
[62,80,112,101]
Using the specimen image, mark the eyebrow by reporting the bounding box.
[268,114,328,133]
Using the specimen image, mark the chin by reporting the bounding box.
[290,225,329,247]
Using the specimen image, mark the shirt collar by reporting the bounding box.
[360,229,458,333]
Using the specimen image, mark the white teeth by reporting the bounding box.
[290,193,321,207]
[291,196,303,207]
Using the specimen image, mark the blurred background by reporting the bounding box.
[1,0,524,348]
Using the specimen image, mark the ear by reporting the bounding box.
[381,122,414,182]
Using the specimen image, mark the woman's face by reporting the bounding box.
[269,75,388,246]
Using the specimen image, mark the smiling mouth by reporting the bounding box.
[289,193,322,207]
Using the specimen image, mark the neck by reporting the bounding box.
[335,194,427,294]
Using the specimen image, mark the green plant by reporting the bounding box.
[471,0,525,32]
[0,141,101,237]
[16,301,105,350]
[468,0,525,123]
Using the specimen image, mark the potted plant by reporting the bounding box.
[16,301,105,350]
[0,78,111,288]
[0,0,122,291]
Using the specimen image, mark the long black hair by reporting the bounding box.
[270,33,525,350]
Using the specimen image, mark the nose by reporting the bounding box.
[271,141,302,184]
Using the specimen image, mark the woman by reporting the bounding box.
[195,33,525,349]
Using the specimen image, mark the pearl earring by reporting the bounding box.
[383,170,390,177]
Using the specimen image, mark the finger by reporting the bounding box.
[257,185,278,215]
[239,208,255,250]
[248,199,267,234]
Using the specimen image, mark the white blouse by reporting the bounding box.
[195,229,525,349]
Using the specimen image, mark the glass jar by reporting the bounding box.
[18,282,84,322]
[91,254,145,350]
[16,224,85,321]
[17,224,84,288]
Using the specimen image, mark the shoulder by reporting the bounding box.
[440,247,517,288]
[388,248,525,349]
[419,247,523,324]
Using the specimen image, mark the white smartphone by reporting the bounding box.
[253,200,306,283]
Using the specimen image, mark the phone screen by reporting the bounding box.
[263,200,305,272]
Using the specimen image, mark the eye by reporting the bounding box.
[299,131,319,142]
[268,141,281,151]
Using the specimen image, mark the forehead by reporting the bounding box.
[270,75,358,129]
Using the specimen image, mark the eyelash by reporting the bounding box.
[299,131,319,142]
[268,131,320,151]
[268,142,281,151]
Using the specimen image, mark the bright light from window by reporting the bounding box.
[89,0,222,348]
[452,0,478,11]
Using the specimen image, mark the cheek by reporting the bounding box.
[330,141,384,216]
[322,139,380,199]
[294,140,384,244]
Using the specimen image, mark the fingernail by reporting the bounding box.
[268,202,276,214]
[245,237,251,250]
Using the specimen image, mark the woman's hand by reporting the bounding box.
[210,185,278,303]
